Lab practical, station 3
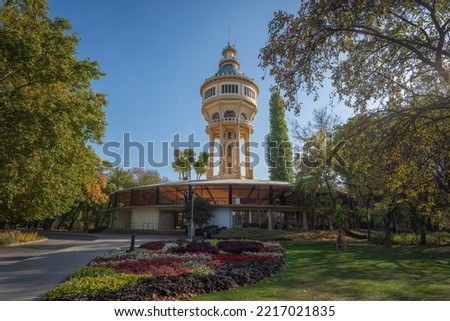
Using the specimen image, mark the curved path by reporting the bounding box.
[0,232,176,300]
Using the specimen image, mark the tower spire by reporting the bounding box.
[228,27,231,45]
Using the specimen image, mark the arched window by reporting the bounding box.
[240,113,247,122]
[212,113,220,121]
[228,131,232,140]
[224,110,236,118]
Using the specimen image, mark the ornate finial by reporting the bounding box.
[228,27,231,45]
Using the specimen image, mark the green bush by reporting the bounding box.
[88,226,108,233]
[18,231,44,243]
[428,232,450,245]
[213,228,291,241]
[0,230,20,246]
[369,232,450,246]
[68,266,118,280]
[45,273,151,300]
[0,230,44,246]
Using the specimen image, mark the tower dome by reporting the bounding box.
[215,44,243,76]
[200,43,259,180]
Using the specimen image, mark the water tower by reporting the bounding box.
[200,43,259,179]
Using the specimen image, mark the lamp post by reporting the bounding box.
[190,185,195,241]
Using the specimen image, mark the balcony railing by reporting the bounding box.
[209,118,251,124]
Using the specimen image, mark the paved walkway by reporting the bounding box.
[0,231,177,300]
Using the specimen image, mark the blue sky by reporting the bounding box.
[48,0,353,181]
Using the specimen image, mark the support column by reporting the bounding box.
[235,123,241,178]
[130,189,135,206]
[219,121,224,178]
[155,186,160,205]
[245,132,251,178]
[267,209,273,231]
[269,186,274,205]
[302,210,308,230]
[208,131,214,179]
[249,132,253,178]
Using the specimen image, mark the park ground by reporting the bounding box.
[196,234,450,301]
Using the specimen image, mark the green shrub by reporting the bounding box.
[392,233,418,246]
[45,273,151,300]
[213,228,291,241]
[88,226,108,233]
[368,233,384,245]
[369,232,450,246]
[428,232,450,245]
[18,231,44,243]
[68,266,118,280]
[207,239,220,246]
[0,230,20,246]
[0,230,44,246]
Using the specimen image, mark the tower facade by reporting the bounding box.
[200,44,259,180]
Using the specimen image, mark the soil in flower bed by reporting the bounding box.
[45,240,285,300]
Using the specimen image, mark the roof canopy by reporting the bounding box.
[110,179,298,209]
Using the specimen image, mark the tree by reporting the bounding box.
[172,149,209,181]
[260,0,450,244]
[193,151,209,180]
[292,108,345,230]
[183,196,214,229]
[294,176,324,231]
[172,149,195,181]
[260,1,450,114]
[106,166,166,192]
[337,112,450,246]
[336,115,398,245]
[0,0,107,225]
[55,160,109,231]
[265,90,294,182]
[127,167,164,186]
[260,2,450,179]
[54,166,166,231]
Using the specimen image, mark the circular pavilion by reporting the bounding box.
[109,178,308,231]
[109,43,308,232]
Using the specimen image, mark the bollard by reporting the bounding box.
[129,234,136,252]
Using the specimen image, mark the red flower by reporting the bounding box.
[139,242,165,251]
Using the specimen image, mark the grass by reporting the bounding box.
[195,242,450,301]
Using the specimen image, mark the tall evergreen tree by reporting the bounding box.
[265,90,294,182]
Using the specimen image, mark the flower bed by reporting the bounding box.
[45,240,285,300]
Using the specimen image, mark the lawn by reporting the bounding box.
[195,242,450,301]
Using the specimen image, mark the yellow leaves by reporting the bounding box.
[84,171,108,205]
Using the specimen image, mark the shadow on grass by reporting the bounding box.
[196,242,450,301]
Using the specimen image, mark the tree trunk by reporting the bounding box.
[392,212,398,233]
[42,218,54,231]
[68,204,83,231]
[384,210,393,248]
[409,213,418,233]
[419,215,427,246]
[366,216,371,242]
[309,210,316,231]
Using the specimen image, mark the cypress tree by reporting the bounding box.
[265,91,294,182]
